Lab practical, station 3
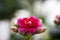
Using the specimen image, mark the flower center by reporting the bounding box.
[28,21,32,24]
[25,21,32,26]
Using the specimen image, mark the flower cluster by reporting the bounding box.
[11,16,46,35]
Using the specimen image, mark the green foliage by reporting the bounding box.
[0,0,25,20]
[10,33,24,40]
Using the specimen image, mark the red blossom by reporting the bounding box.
[17,16,42,34]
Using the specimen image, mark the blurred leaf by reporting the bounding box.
[0,0,25,20]
[10,33,24,40]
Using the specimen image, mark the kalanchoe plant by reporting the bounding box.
[54,15,60,25]
[11,16,46,40]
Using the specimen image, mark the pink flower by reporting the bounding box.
[56,15,60,20]
[54,15,60,25]
[17,16,42,34]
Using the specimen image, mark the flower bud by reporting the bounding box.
[36,27,46,34]
[54,15,60,25]
[11,27,17,32]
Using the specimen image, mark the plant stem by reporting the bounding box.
[23,35,32,40]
